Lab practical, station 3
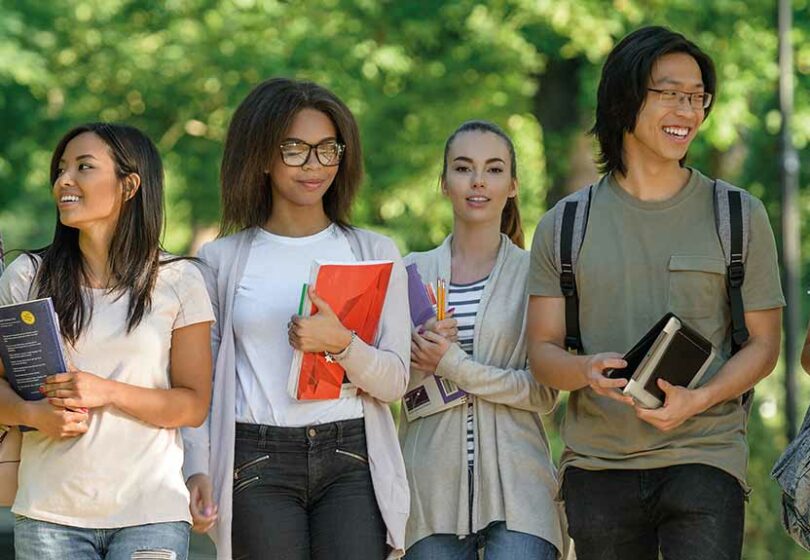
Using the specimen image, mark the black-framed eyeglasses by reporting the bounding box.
[279,139,345,167]
[647,88,712,110]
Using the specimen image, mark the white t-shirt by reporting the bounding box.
[0,256,214,528]
[233,224,364,426]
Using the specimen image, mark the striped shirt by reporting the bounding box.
[447,275,488,470]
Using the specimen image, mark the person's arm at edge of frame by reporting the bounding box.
[800,318,810,374]
[526,294,632,405]
[636,307,781,431]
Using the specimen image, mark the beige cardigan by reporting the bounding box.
[401,234,568,557]
[183,226,411,559]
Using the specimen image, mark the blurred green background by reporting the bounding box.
[2,0,810,558]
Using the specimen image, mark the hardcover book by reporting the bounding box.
[607,313,716,409]
[288,260,393,401]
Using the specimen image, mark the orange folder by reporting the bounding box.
[288,260,393,400]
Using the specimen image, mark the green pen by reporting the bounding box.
[297,283,308,315]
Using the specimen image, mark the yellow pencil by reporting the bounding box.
[437,279,445,321]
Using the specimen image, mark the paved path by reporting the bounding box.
[0,508,217,559]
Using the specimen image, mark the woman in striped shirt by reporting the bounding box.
[401,121,566,559]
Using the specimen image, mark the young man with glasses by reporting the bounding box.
[526,26,783,559]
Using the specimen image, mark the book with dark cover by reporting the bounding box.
[607,313,715,409]
[0,298,66,402]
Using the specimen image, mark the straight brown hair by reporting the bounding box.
[220,78,363,234]
[441,120,524,248]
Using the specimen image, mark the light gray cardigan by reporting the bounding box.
[183,226,411,560]
[401,234,567,557]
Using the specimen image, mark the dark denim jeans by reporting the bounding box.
[231,418,387,560]
[563,464,745,560]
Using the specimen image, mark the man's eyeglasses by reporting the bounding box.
[279,140,345,167]
[647,88,713,110]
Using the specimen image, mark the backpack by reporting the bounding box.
[771,407,810,551]
[553,179,751,356]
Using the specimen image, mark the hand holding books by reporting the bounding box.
[582,353,633,406]
[287,260,393,401]
[403,265,468,420]
[597,313,717,430]
[288,286,354,355]
[0,298,90,437]
[41,369,107,411]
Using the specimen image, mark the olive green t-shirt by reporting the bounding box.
[528,169,785,486]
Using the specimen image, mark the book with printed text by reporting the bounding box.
[0,298,66,402]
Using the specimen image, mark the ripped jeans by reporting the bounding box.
[14,516,190,560]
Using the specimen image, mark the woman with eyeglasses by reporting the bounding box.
[402,121,566,559]
[0,122,214,560]
[183,78,410,560]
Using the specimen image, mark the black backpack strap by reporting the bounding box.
[553,186,593,353]
[0,231,4,275]
[714,180,751,354]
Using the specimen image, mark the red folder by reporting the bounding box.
[288,260,393,400]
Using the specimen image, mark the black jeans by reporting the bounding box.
[562,464,745,560]
[231,418,387,560]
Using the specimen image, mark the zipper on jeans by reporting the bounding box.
[234,454,269,479]
[233,475,259,495]
[335,449,368,464]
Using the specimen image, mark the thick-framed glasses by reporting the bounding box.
[279,139,345,167]
[647,88,712,110]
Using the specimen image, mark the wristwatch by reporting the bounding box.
[324,330,357,363]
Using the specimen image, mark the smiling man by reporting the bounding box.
[526,26,784,559]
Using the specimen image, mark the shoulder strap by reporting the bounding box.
[713,179,751,354]
[0,231,4,275]
[553,185,593,353]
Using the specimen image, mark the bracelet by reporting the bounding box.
[324,330,356,363]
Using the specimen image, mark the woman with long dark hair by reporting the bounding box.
[0,122,214,560]
[183,78,410,559]
[402,121,565,559]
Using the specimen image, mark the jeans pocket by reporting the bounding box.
[335,448,369,464]
[335,435,369,466]
[233,453,270,481]
[233,475,260,496]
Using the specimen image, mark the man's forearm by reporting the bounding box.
[529,341,590,391]
[692,335,780,413]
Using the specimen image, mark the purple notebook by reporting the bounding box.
[406,264,436,327]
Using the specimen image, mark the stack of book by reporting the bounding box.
[402,264,468,421]
[287,260,393,401]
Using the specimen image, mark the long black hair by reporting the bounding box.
[441,120,524,248]
[591,26,717,176]
[33,122,166,344]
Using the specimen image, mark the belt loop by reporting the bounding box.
[337,420,343,447]
[259,424,267,446]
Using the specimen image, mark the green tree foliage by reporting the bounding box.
[1,1,809,556]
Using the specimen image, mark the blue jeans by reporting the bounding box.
[406,521,558,560]
[14,516,190,560]
[563,464,744,560]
